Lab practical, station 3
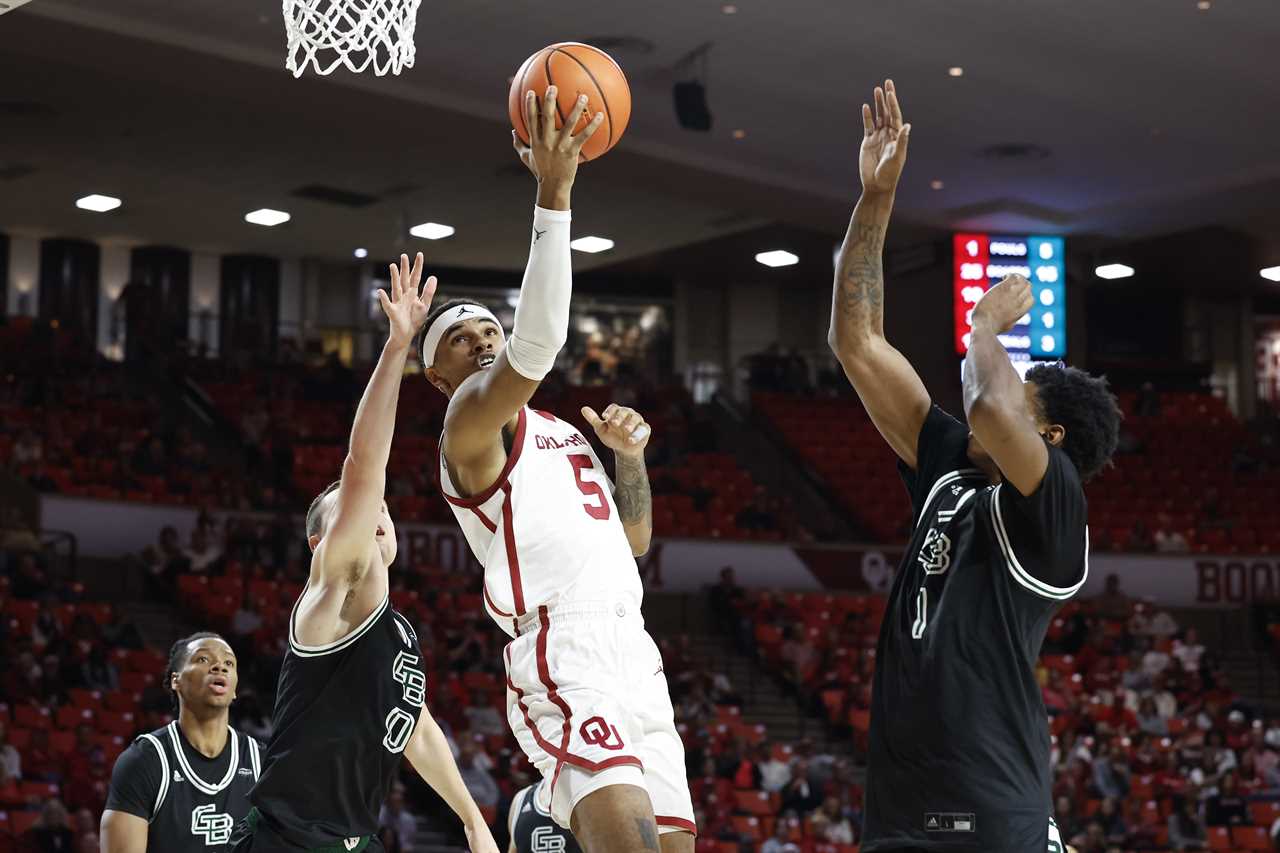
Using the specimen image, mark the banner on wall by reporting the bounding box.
[40,496,1273,606]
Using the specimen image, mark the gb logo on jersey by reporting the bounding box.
[532,826,567,852]
[918,528,951,575]
[190,805,233,845]
[392,651,426,707]
[580,716,625,751]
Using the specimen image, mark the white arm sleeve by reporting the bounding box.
[505,205,572,380]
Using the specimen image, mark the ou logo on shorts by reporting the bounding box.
[579,716,625,751]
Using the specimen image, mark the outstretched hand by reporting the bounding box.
[581,404,650,457]
[860,78,911,194]
[972,274,1034,335]
[379,252,437,347]
[512,85,605,189]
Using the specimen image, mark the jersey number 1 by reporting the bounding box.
[568,454,611,521]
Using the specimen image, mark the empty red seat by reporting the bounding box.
[1233,825,1271,851]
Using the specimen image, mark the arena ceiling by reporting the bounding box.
[1,0,1278,271]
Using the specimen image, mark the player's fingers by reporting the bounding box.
[861,103,874,137]
[608,407,630,428]
[420,274,438,304]
[629,423,650,443]
[580,406,603,429]
[524,91,539,145]
[377,289,392,314]
[619,412,641,434]
[410,252,424,289]
[559,94,588,147]
[541,85,558,140]
[886,79,903,128]
[600,403,618,422]
[873,86,886,128]
[893,123,911,161]
[572,111,605,148]
[388,263,400,300]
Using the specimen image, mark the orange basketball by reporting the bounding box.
[508,42,631,162]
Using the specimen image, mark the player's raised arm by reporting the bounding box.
[404,705,501,853]
[827,79,932,470]
[582,403,653,556]
[313,254,435,576]
[962,274,1049,495]
[440,87,604,469]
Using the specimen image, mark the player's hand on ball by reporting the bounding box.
[512,86,605,186]
[860,78,911,194]
[380,252,437,347]
[464,818,500,853]
[972,273,1035,335]
[581,404,650,457]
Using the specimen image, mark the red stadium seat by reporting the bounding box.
[9,809,40,837]
[18,781,59,804]
[55,706,93,729]
[1233,825,1271,851]
[733,790,778,816]
[12,706,51,730]
[1250,801,1280,827]
[730,816,762,842]
[98,711,137,737]
[1206,826,1231,850]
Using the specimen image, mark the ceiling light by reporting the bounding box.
[930,179,944,190]
[732,129,746,140]
[245,208,291,226]
[353,248,369,259]
[1095,263,1135,280]
[1261,266,1280,282]
[755,250,799,268]
[76,194,121,213]
[948,66,964,77]
[410,222,455,240]
[1197,0,1210,9]
[721,3,738,12]
[569,236,614,254]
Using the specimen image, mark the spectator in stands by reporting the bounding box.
[1126,519,1156,552]
[183,526,223,574]
[1154,513,1191,553]
[1095,797,1129,849]
[1094,574,1132,620]
[12,552,49,598]
[810,795,855,845]
[1142,637,1173,679]
[1205,770,1248,826]
[1121,649,1152,693]
[157,526,190,577]
[778,627,819,691]
[1053,795,1081,849]
[1173,628,1207,674]
[780,759,822,815]
[758,744,792,794]
[13,428,44,465]
[463,690,505,737]
[379,784,418,851]
[1092,741,1130,799]
[81,645,119,692]
[23,727,64,782]
[760,817,801,853]
[1148,609,1179,640]
[456,740,499,808]
[0,720,19,781]
[1135,381,1161,416]
[25,797,75,853]
[1137,695,1168,736]
[1076,820,1107,853]
[1167,795,1208,851]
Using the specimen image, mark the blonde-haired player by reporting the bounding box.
[421,87,694,853]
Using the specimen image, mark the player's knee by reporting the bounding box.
[569,784,658,853]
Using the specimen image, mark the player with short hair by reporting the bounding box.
[827,79,1120,853]
[101,632,258,852]
[230,257,499,853]
[506,780,582,853]
[424,87,695,853]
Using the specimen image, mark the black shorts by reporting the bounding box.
[230,808,384,853]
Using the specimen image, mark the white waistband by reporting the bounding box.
[512,597,642,635]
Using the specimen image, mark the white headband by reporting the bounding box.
[420,303,502,368]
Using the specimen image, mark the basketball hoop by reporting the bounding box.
[282,0,422,77]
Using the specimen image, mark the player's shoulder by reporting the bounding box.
[112,725,170,776]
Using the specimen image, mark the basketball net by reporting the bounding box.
[282,0,422,77]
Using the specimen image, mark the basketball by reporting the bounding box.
[508,42,631,162]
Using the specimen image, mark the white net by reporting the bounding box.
[282,0,423,77]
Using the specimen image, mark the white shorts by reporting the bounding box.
[504,599,696,836]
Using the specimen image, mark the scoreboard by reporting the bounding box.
[953,233,1066,360]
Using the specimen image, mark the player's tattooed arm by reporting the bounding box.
[614,451,653,556]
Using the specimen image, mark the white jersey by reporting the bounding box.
[440,407,643,637]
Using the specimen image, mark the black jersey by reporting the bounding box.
[246,595,426,850]
[508,782,582,853]
[862,407,1088,853]
[105,721,260,852]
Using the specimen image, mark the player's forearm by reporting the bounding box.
[614,451,652,556]
[346,339,411,470]
[829,190,894,357]
[406,714,486,826]
[962,317,1024,419]
[536,176,572,211]
[504,205,573,381]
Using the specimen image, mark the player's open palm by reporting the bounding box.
[582,404,650,456]
[860,78,911,194]
[973,273,1035,334]
[512,85,605,181]
[380,252,437,346]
